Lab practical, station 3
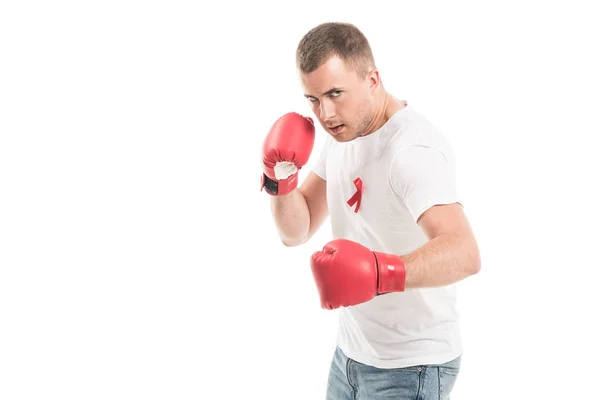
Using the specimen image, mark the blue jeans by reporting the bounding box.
[326,346,461,400]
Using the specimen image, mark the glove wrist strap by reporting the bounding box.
[373,252,406,293]
[261,173,297,196]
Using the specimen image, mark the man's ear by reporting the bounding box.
[367,68,380,91]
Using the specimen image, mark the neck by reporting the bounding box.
[360,92,406,137]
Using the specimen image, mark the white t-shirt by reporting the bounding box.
[312,102,463,369]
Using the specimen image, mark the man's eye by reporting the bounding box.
[330,91,341,97]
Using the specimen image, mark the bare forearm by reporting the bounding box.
[402,234,480,289]
[270,189,310,246]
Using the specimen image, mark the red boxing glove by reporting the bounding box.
[310,239,406,310]
[261,112,315,196]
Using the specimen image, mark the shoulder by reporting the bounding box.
[387,125,457,193]
[386,107,456,167]
[389,144,454,180]
[387,143,460,222]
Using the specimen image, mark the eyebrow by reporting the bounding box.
[304,87,343,98]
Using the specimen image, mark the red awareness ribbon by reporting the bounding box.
[347,177,363,213]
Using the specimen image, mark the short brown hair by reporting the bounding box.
[296,22,375,78]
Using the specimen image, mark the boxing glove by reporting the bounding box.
[310,239,406,310]
[261,112,315,196]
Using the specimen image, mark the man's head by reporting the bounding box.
[296,22,381,142]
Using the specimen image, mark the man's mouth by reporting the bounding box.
[329,124,344,134]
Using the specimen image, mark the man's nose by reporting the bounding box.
[319,100,336,121]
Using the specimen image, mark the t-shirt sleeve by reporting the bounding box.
[389,144,461,222]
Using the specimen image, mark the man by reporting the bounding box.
[260,22,481,400]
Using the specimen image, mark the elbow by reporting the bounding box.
[469,256,481,276]
[456,234,481,277]
[281,239,299,247]
[467,246,482,276]
[280,227,311,247]
[281,235,308,247]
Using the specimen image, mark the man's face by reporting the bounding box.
[300,55,375,142]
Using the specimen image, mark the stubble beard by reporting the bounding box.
[355,103,375,139]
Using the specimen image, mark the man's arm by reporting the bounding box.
[309,201,480,309]
[389,144,480,288]
[271,171,328,247]
[260,111,328,247]
[402,202,481,289]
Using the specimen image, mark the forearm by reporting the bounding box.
[402,234,481,289]
[270,189,310,246]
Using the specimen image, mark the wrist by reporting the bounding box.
[373,251,406,293]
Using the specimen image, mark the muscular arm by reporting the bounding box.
[402,203,481,288]
[271,171,328,247]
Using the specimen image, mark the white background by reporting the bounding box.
[1,1,599,399]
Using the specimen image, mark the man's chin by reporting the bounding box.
[332,133,355,143]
